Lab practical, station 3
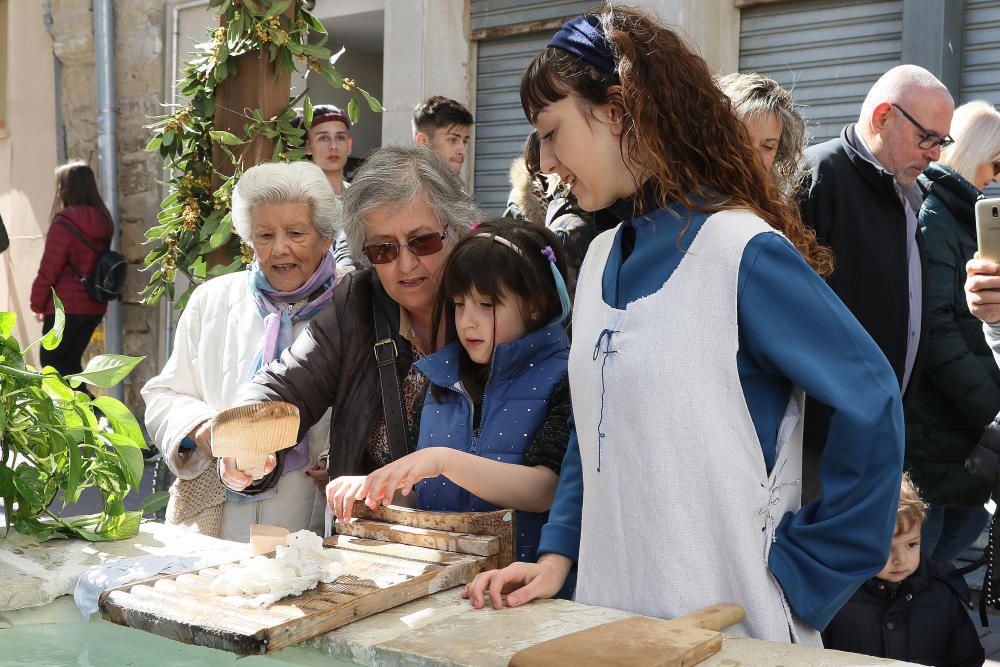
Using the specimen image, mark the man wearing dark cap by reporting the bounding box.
[412,96,474,176]
[301,104,355,269]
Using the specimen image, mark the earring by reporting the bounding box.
[530,313,539,321]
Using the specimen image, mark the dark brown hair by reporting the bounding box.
[54,161,113,229]
[431,218,569,402]
[412,96,474,136]
[520,5,833,277]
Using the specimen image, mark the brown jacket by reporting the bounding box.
[235,268,416,488]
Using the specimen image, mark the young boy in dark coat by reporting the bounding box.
[822,473,984,666]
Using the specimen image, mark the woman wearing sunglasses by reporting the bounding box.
[230,145,479,517]
[906,100,1000,565]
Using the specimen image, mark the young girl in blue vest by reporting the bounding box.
[463,6,905,644]
[330,219,573,565]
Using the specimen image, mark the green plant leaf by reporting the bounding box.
[0,466,15,531]
[13,464,47,510]
[300,96,311,131]
[65,354,145,389]
[40,292,65,351]
[140,491,169,515]
[13,515,58,541]
[91,396,146,450]
[360,88,384,113]
[94,510,142,541]
[100,432,145,490]
[0,312,15,339]
[347,97,360,125]
[209,130,245,146]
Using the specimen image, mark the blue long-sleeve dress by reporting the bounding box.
[540,194,903,633]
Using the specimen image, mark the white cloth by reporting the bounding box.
[141,271,331,541]
[569,211,818,644]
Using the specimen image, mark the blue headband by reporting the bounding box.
[547,14,614,74]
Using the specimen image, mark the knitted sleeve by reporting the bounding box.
[522,377,571,474]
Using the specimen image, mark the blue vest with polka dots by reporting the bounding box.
[413,321,569,563]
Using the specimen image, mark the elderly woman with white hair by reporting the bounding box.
[907,100,1000,564]
[231,145,479,518]
[142,160,341,541]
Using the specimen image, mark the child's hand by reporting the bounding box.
[326,475,367,523]
[358,448,449,510]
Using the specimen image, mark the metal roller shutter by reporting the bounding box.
[738,0,903,145]
[470,0,598,35]
[960,0,1000,106]
[471,1,595,215]
[473,33,549,215]
[961,1,1000,196]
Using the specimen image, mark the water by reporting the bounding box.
[0,622,358,667]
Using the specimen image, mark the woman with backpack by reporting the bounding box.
[30,161,114,377]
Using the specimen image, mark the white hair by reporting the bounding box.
[230,161,341,243]
[939,100,1000,185]
[342,145,480,267]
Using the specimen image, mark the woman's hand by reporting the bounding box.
[966,257,1000,323]
[462,553,573,609]
[326,475,367,523]
[219,454,276,492]
[189,420,213,458]
[33,312,44,322]
[357,448,449,510]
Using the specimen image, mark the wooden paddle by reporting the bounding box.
[211,401,300,479]
[508,603,744,667]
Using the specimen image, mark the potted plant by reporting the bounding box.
[0,295,167,541]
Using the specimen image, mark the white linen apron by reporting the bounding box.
[569,210,819,644]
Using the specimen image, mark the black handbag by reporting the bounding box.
[0,213,8,254]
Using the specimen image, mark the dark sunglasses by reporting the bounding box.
[362,230,447,265]
[891,103,954,150]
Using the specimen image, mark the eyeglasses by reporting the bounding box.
[362,230,447,265]
[891,103,954,150]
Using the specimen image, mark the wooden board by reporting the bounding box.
[99,534,491,655]
[508,604,744,667]
[350,503,516,568]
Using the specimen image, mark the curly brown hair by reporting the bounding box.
[520,4,833,277]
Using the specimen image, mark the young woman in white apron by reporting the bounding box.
[464,6,904,644]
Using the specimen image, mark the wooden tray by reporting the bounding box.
[99,505,514,655]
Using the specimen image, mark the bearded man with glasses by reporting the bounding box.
[231,145,480,516]
[800,65,954,502]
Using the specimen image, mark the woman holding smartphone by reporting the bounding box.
[907,100,1000,564]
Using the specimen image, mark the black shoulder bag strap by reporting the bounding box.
[53,218,98,282]
[373,292,410,462]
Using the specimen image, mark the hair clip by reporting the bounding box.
[541,246,556,263]
[469,221,482,232]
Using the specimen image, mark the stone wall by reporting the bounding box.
[48,0,164,415]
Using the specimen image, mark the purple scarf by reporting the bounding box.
[247,250,338,472]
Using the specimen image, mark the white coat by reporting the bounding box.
[141,271,331,541]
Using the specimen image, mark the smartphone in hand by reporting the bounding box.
[976,198,1000,262]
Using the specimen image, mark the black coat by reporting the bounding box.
[822,559,984,667]
[800,124,928,500]
[906,163,1000,507]
[238,269,417,486]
